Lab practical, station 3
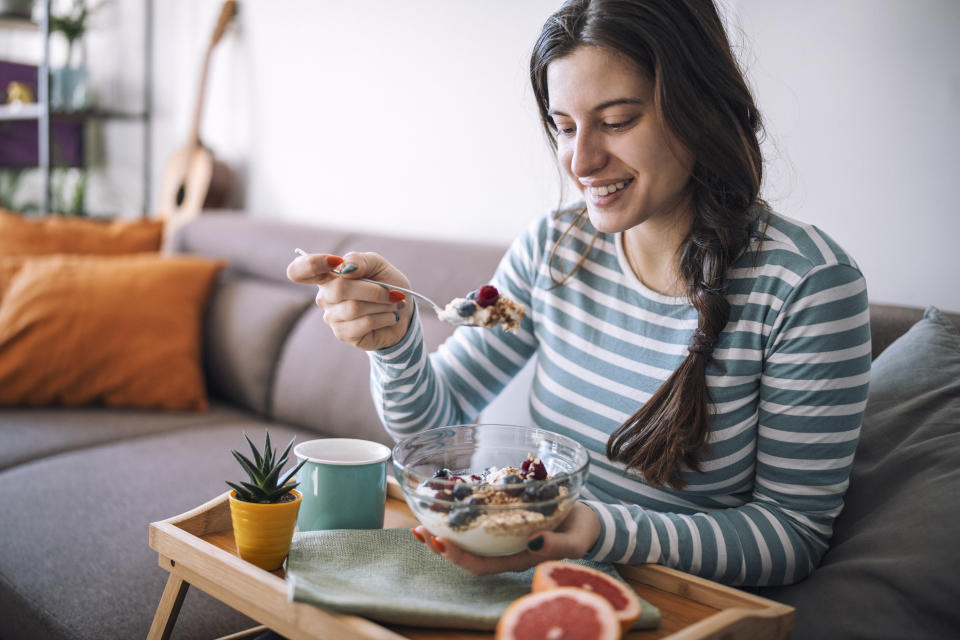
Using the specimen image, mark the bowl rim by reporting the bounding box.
[391,423,590,491]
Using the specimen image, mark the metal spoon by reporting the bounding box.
[294,248,445,315]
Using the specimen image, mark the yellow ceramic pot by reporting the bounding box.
[228,489,302,571]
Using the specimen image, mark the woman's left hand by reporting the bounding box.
[412,502,602,576]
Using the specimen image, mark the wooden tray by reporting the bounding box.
[148,479,794,640]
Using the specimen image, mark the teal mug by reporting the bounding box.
[294,438,392,531]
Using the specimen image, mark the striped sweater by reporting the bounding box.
[369,207,871,587]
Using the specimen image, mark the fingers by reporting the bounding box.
[326,308,404,344]
[338,251,395,281]
[286,252,344,284]
[288,249,414,351]
[408,503,603,577]
[316,276,407,307]
[410,527,539,576]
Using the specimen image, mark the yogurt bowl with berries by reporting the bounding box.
[392,424,590,556]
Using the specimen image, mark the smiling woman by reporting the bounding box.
[286,0,871,589]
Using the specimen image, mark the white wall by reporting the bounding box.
[151,0,960,311]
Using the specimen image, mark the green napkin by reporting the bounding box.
[286,527,660,631]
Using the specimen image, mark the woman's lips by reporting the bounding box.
[584,178,633,206]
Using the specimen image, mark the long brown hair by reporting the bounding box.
[530,0,765,488]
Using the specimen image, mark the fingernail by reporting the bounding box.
[388,290,406,303]
[527,536,544,551]
[340,264,358,274]
[394,312,400,323]
[430,536,445,553]
[325,256,343,267]
[411,528,425,543]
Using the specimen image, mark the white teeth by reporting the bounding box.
[587,180,629,197]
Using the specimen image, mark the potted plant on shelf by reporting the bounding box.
[49,0,107,110]
[227,431,307,571]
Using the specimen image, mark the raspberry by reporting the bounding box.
[475,285,500,308]
[529,459,548,480]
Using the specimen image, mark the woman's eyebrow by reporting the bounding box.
[548,98,645,118]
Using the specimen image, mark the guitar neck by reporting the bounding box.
[186,0,237,149]
[187,49,215,149]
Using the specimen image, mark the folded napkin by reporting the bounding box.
[287,527,660,631]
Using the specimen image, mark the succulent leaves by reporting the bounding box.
[227,432,307,504]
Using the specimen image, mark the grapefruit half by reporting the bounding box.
[495,587,621,640]
[532,560,642,633]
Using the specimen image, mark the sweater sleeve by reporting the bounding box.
[581,262,871,586]
[368,219,544,441]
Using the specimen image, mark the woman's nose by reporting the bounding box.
[570,128,607,177]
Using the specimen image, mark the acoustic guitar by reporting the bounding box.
[157,0,237,228]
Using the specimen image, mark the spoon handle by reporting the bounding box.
[294,248,444,313]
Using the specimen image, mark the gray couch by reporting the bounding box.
[1,213,957,640]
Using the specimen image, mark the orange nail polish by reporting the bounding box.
[326,256,344,267]
[388,290,406,303]
[430,536,445,553]
[411,528,425,543]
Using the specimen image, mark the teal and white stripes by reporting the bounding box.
[369,207,870,586]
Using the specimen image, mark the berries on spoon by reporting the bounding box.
[475,285,500,308]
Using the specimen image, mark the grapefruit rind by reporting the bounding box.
[495,587,621,640]
[532,560,642,634]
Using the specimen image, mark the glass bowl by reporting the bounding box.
[392,424,590,556]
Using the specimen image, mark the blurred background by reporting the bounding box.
[1,0,957,310]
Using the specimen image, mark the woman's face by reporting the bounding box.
[547,45,695,233]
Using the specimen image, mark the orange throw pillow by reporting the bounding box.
[0,254,225,411]
[0,209,163,256]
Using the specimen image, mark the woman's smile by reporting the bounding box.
[547,46,695,234]
[583,177,634,204]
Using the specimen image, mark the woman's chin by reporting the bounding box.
[584,205,640,234]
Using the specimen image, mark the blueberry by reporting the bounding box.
[456,301,477,317]
[540,482,560,501]
[533,503,558,516]
[522,481,559,503]
[466,289,479,300]
[428,468,453,490]
[501,473,524,496]
[429,489,453,512]
[448,507,478,529]
[452,483,473,501]
[465,495,486,507]
[521,485,539,503]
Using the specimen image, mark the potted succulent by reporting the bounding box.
[227,431,307,571]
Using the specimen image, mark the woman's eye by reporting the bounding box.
[604,117,637,130]
[552,122,576,137]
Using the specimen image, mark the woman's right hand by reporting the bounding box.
[286,251,415,351]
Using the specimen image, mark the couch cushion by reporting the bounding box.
[0,254,224,411]
[203,277,313,414]
[167,212,353,285]
[0,401,255,471]
[0,208,164,256]
[760,306,960,639]
[0,420,314,640]
[270,308,392,445]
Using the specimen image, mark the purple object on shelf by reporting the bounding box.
[0,60,84,168]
